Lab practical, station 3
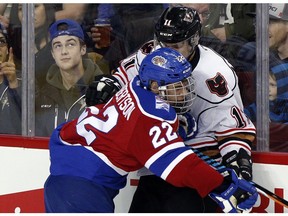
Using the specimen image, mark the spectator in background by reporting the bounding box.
[0,5,9,30]
[238,3,288,108]
[245,68,288,123]
[17,4,56,88]
[35,19,103,137]
[53,4,87,23]
[3,3,89,87]
[0,23,21,134]
[0,4,7,15]
[0,3,87,26]
[89,4,168,74]
[202,3,255,64]
[237,3,288,152]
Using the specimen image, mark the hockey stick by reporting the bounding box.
[193,148,288,208]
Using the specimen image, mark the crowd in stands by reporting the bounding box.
[0,3,287,153]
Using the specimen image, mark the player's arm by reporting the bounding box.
[144,139,258,213]
[218,132,255,181]
[133,116,257,210]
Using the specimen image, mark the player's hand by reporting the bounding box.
[0,47,18,89]
[178,112,198,141]
[222,148,253,181]
[209,168,258,213]
[85,75,121,106]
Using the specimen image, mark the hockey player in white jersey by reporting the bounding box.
[85,6,256,213]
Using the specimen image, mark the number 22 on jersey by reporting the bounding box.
[76,105,179,149]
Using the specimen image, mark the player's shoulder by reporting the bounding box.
[193,45,237,101]
[198,45,233,67]
[118,40,156,72]
[134,40,159,69]
[130,77,177,122]
[196,45,236,81]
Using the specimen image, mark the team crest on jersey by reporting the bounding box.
[155,96,170,112]
[206,72,228,97]
[140,41,154,54]
[152,56,167,67]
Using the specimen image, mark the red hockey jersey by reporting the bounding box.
[49,76,224,197]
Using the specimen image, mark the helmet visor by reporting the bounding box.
[158,76,196,114]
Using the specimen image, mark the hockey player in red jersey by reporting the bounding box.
[85,6,256,213]
[44,48,258,213]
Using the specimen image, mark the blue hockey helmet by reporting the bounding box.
[139,47,192,87]
[139,47,196,114]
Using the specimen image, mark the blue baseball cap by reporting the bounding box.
[49,19,84,41]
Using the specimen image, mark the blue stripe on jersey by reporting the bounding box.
[147,144,193,178]
[49,125,127,190]
[161,150,194,180]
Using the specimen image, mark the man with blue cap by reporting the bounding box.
[35,19,104,137]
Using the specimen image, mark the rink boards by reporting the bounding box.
[0,135,287,213]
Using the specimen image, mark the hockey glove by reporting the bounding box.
[85,75,122,106]
[178,112,198,141]
[222,148,253,181]
[209,168,258,213]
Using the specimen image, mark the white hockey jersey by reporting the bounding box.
[113,40,256,162]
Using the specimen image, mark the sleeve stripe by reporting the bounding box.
[161,150,193,180]
[145,142,185,168]
[113,73,126,87]
[113,66,129,86]
[215,127,256,136]
[219,141,251,156]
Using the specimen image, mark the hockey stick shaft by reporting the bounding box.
[193,149,288,208]
[250,181,288,208]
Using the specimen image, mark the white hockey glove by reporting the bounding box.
[85,75,121,106]
[222,148,253,181]
[178,112,198,141]
[210,168,258,213]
